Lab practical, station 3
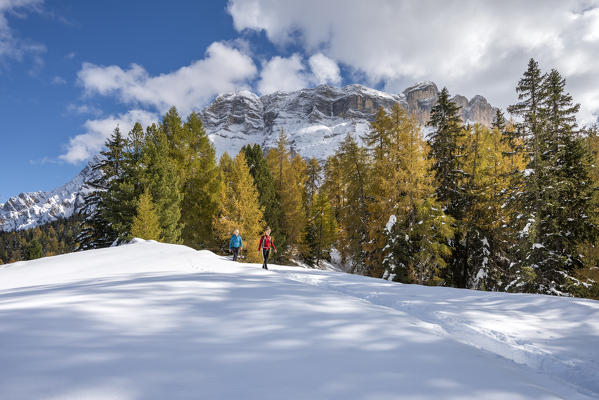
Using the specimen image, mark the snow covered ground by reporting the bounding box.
[1,241,597,400]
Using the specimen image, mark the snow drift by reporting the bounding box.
[0,240,597,399]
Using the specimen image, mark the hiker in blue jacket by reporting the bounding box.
[229,229,243,261]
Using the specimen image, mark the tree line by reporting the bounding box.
[2,59,598,299]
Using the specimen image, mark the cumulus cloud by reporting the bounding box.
[229,0,599,123]
[59,109,157,164]
[257,53,342,94]
[77,41,258,115]
[309,53,341,85]
[257,54,308,94]
[0,0,45,65]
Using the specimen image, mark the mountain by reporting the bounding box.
[203,82,496,159]
[0,240,596,399]
[1,82,496,232]
[0,156,100,231]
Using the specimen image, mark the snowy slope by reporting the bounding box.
[0,241,597,400]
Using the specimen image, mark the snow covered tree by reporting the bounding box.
[76,127,126,250]
[507,60,599,294]
[213,152,264,262]
[130,189,162,241]
[374,105,453,284]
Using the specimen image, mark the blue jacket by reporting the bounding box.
[229,234,243,249]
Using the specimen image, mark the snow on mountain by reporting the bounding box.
[1,82,496,232]
[202,83,496,159]
[0,240,597,399]
[0,156,101,231]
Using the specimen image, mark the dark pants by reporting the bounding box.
[232,247,240,261]
[262,249,270,269]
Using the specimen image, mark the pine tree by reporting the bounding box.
[130,189,162,241]
[213,152,265,262]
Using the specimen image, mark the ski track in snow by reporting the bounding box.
[280,269,599,397]
[0,240,597,400]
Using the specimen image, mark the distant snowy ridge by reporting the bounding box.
[1,82,496,232]
[0,156,101,231]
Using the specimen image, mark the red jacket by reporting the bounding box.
[258,235,276,251]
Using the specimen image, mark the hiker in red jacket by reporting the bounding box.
[258,227,276,270]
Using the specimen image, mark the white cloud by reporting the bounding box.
[257,53,342,94]
[229,0,599,123]
[77,41,257,115]
[51,75,66,85]
[66,103,102,116]
[257,54,308,94]
[59,109,158,164]
[0,0,45,65]
[308,53,341,85]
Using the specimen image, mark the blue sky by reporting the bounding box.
[2,0,599,202]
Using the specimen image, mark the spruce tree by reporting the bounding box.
[77,127,126,250]
[242,144,282,254]
[427,88,469,287]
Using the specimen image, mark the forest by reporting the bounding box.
[2,59,598,299]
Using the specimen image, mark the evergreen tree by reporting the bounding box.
[77,127,126,250]
[143,124,183,243]
[213,152,265,262]
[427,87,469,287]
[130,189,162,241]
[242,144,282,255]
[304,157,322,211]
[24,239,43,260]
[180,112,222,249]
